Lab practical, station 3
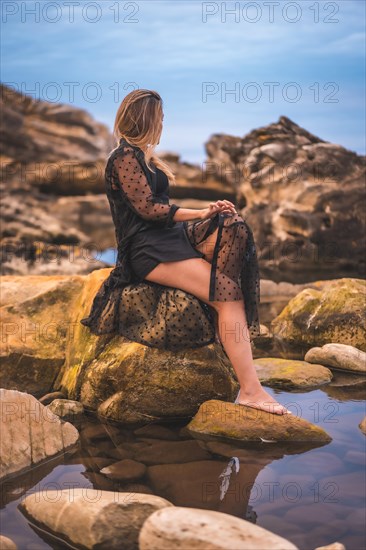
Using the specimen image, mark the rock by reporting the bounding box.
[46,398,84,423]
[0,389,79,481]
[253,357,332,389]
[139,506,298,549]
[186,400,332,444]
[0,535,17,549]
[19,488,173,550]
[359,416,366,435]
[0,84,113,187]
[271,278,366,352]
[304,343,366,374]
[0,274,85,395]
[55,268,238,424]
[100,459,147,481]
[38,391,67,405]
[205,116,366,282]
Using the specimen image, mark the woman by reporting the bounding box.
[81,89,292,416]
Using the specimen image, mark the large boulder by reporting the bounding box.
[0,274,84,395]
[0,389,79,482]
[19,489,173,550]
[271,278,366,353]
[205,116,366,282]
[0,273,238,423]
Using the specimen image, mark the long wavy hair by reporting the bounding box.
[113,89,176,184]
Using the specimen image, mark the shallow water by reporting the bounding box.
[1,370,365,550]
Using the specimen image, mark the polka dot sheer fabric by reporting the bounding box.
[80,139,261,350]
[111,146,180,227]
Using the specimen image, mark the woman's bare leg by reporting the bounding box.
[144,257,292,415]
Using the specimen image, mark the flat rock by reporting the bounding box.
[19,488,173,550]
[186,400,332,444]
[139,506,298,549]
[304,343,366,374]
[0,389,79,482]
[254,357,332,389]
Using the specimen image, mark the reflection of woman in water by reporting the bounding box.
[81,89,292,415]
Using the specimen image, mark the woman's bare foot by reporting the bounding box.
[235,387,293,416]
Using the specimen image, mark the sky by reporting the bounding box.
[1,0,365,164]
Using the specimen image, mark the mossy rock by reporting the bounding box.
[254,357,332,389]
[187,400,332,445]
[271,278,366,352]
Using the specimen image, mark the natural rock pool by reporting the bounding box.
[1,373,365,550]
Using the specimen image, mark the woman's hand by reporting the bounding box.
[200,200,237,220]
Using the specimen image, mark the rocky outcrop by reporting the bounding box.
[205,116,366,283]
[304,343,366,374]
[0,389,79,481]
[187,400,332,445]
[139,506,298,550]
[0,84,114,184]
[19,489,173,550]
[271,278,366,353]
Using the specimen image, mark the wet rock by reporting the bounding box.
[0,389,79,482]
[19,488,173,550]
[101,459,147,482]
[254,357,332,389]
[38,391,67,405]
[271,278,366,352]
[304,343,366,374]
[139,506,298,549]
[186,400,332,444]
[46,398,84,423]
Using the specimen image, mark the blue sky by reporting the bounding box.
[1,0,365,164]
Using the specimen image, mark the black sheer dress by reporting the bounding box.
[80,137,261,350]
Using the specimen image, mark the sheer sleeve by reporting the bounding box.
[111,146,180,228]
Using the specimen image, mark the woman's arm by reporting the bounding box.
[112,147,180,228]
[112,146,237,225]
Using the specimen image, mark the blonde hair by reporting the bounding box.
[113,89,176,184]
